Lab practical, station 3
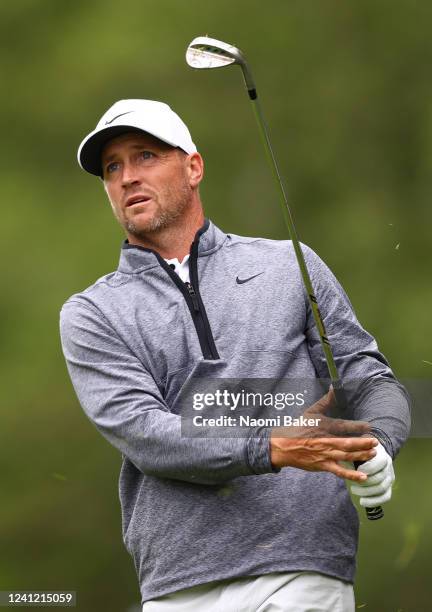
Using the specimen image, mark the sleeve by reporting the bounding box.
[59,299,273,484]
[302,244,411,459]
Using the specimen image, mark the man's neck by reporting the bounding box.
[127,208,205,260]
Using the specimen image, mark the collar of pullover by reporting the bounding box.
[117,218,227,274]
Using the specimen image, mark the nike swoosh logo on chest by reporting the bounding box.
[236,272,264,284]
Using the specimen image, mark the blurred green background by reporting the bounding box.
[1,1,431,610]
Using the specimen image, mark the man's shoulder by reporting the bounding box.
[224,230,317,262]
[61,269,130,314]
[225,231,292,251]
[219,229,334,286]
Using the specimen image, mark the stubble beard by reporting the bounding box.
[123,180,193,238]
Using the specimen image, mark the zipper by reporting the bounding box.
[183,276,219,359]
[187,234,220,360]
[185,282,199,312]
[153,222,220,361]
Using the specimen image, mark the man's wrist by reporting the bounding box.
[361,428,393,459]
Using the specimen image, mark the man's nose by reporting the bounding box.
[121,162,140,186]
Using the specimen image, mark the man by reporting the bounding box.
[60,99,410,611]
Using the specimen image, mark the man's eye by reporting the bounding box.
[140,151,154,160]
[106,162,120,174]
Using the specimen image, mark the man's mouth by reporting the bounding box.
[125,195,152,208]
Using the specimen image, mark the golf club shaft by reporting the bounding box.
[249,91,339,383]
[246,86,383,521]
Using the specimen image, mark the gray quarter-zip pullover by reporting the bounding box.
[60,219,410,603]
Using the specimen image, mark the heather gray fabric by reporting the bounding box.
[59,219,410,604]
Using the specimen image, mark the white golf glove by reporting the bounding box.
[350,442,395,507]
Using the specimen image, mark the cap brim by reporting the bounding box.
[78,125,152,177]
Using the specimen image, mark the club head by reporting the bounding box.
[186,36,256,93]
[186,36,244,70]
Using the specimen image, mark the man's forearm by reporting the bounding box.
[348,376,411,458]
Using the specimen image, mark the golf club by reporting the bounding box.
[186,36,383,521]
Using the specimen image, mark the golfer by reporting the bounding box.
[60,99,410,611]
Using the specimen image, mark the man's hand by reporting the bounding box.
[270,387,378,483]
[350,442,395,506]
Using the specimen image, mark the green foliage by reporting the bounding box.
[1,1,430,609]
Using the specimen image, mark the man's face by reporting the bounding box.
[101,132,195,238]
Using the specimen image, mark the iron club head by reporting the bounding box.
[186,36,256,93]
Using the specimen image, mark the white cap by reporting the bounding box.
[77,99,197,176]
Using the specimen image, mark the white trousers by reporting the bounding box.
[142,571,355,612]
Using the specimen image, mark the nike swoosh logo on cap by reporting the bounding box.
[236,272,264,285]
[105,111,133,125]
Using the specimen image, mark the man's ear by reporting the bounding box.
[186,152,204,188]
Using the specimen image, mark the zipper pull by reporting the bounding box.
[185,282,200,312]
